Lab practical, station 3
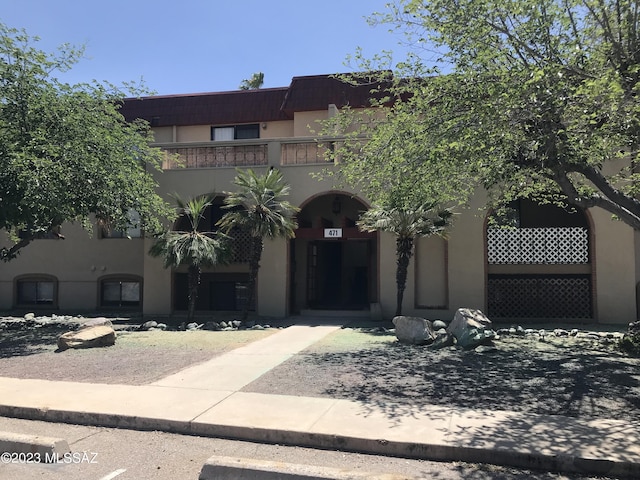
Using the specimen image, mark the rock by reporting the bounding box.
[186,322,199,330]
[475,345,498,353]
[429,331,455,349]
[24,313,35,321]
[515,325,525,335]
[219,321,228,329]
[57,325,116,351]
[447,308,495,349]
[251,325,265,330]
[81,317,113,329]
[204,321,221,331]
[570,329,579,336]
[392,316,436,345]
[139,320,158,331]
[432,320,447,330]
[156,323,167,330]
[554,329,569,337]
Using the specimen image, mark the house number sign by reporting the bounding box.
[324,228,343,238]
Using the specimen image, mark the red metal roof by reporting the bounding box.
[119,74,390,127]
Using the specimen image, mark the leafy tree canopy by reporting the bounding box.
[239,72,264,90]
[0,23,172,260]
[329,0,640,229]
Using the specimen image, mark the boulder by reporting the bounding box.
[57,325,116,351]
[392,316,436,345]
[80,317,113,329]
[429,330,455,349]
[432,319,447,330]
[447,308,495,349]
[139,320,158,331]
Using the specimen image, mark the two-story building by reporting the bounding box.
[0,74,637,324]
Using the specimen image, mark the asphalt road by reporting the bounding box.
[0,417,616,480]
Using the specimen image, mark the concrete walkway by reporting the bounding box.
[1,322,639,478]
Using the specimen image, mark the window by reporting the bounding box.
[101,279,141,307]
[16,278,56,306]
[211,124,260,141]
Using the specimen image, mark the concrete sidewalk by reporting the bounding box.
[1,323,639,478]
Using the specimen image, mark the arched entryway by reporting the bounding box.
[486,199,593,321]
[290,192,377,313]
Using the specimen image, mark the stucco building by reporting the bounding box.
[0,74,637,324]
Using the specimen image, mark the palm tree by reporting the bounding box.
[149,195,230,323]
[238,72,264,90]
[358,205,453,317]
[218,168,299,322]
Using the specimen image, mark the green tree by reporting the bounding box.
[358,204,453,316]
[149,196,230,323]
[239,72,264,90]
[218,169,299,322]
[360,0,640,229]
[0,24,171,261]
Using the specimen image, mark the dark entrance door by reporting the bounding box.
[306,240,370,310]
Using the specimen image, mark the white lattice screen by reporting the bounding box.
[487,227,588,264]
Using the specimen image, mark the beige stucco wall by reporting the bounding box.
[262,121,294,139]
[590,208,637,324]
[176,125,209,142]
[2,101,638,323]
[0,223,144,311]
[293,111,328,137]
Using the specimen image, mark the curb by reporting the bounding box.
[0,430,70,461]
[2,405,639,479]
[198,455,413,480]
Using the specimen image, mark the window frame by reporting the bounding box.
[211,124,260,141]
[98,275,143,309]
[14,275,58,308]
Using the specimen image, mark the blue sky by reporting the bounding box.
[1,0,413,95]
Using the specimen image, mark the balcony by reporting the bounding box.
[159,139,335,169]
[162,143,268,169]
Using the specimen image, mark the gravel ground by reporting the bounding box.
[0,326,275,385]
[1,320,639,425]
[243,324,640,423]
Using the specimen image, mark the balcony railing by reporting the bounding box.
[159,139,337,169]
[163,144,268,169]
[281,141,333,165]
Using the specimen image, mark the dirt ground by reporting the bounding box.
[1,321,639,424]
[0,326,275,385]
[243,325,640,423]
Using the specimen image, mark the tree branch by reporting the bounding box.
[552,169,640,230]
[0,236,32,263]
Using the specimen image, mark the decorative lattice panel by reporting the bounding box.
[487,227,588,264]
[281,142,332,165]
[229,227,251,263]
[164,145,267,169]
[487,275,592,319]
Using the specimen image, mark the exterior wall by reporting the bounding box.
[176,125,209,142]
[0,223,144,312]
[261,121,294,139]
[2,79,638,324]
[293,110,327,137]
[590,208,637,324]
